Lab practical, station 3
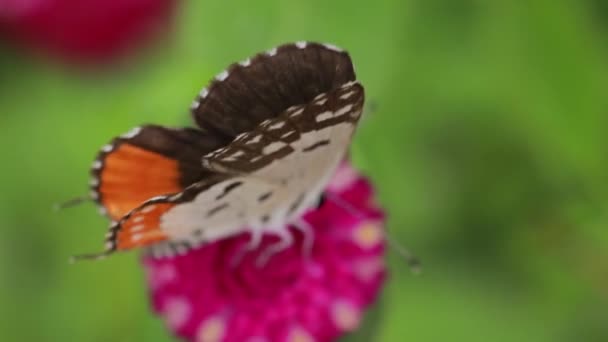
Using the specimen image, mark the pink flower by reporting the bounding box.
[143,163,387,342]
[0,0,177,64]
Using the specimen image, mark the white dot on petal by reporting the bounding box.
[332,301,361,331]
[163,297,191,330]
[89,178,99,187]
[295,41,307,49]
[288,327,314,342]
[104,241,114,250]
[196,316,226,342]
[149,264,177,289]
[353,222,384,248]
[354,257,384,282]
[92,161,102,169]
[200,88,209,98]
[101,144,113,152]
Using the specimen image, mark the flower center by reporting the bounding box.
[217,232,306,300]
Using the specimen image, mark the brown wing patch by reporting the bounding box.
[97,143,182,220]
[191,42,356,138]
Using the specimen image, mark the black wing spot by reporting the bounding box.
[302,139,330,152]
[207,203,229,218]
[258,191,273,202]
[288,193,305,215]
[316,193,326,209]
[215,181,244,200]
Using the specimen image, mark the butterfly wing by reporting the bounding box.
[79,42,364,259]
[199,80,365,218]
[90,125,226,220]
[101,82,363,255]
[190,42,355,138]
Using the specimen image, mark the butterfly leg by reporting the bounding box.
[324,192,363,218]
[326,193,422,273]
[230,228,263,268]
[255,229,293,267]
[293,219,314,259]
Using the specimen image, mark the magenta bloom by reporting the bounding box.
[0,0,177,64]
[143,163,387,342]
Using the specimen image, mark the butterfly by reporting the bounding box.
[75,41,365,261]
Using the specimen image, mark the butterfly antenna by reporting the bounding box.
[69,250,113,263]
[385,234,422,274]
[324,192,422,274]
[54,195,91,211]
[323,192,362,217]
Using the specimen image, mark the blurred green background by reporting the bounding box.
[1,0,608,341]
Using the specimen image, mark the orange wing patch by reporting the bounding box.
[97,143,182,220]
[114,202,174,251]
[71,200,175,262]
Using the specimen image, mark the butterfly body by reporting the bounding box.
[79,42,364,259]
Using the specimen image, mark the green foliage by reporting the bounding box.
[1,0,607,341]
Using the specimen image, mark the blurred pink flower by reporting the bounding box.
[0,0,177,64]
[143,163,387,342]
